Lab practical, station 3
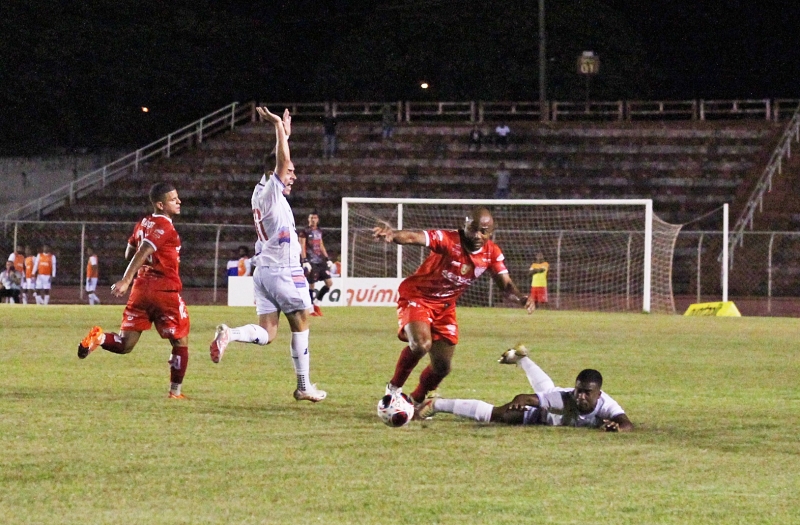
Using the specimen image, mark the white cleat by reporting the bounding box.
[385,382,402,396]
[293,384,327,403]
[498,343,529,365]
[210,324,230,364]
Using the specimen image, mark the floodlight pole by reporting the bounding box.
[539,0,547,121]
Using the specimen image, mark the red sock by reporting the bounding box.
[390,346,422,389]
[410,365,447,403]
[169,346,189,385]
[101,333,125,354]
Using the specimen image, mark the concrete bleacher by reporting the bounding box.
[37,117,782,290]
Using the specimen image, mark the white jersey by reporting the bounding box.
[250,173,302,268]
[526,388,625,428]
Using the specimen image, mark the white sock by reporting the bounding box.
[35,294,42,305]
[170,382,182,395]
[21,294,27,304]
[290,329,311,391]
[518,357,556,393]
[43,295,50,305]
[230,324,270,345]
[452,399,494,422]
[433,398,456,413]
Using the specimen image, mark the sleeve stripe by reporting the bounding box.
[141,238,158,251]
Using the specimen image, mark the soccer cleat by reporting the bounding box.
[385,382,402,396]
[168,392,188,399]
[77,326,105,359]
[310,304,323,317]
[498,343,529,365]
[293,384,327,402]
[416,397,438,420]
[209,324,230,363]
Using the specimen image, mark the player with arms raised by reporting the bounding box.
[374,207,534,407]
[76,182,191,399]
[209,107,326,403]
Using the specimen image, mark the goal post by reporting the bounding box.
[341,198,682,313]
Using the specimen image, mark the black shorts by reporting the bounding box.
[306,262,331,284]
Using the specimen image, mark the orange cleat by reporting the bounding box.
[168,392,188,400]
[78,326,105,359]
[310,304,323,317]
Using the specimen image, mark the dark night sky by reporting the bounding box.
[2,0,800,153]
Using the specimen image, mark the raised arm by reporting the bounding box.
[256,106,291,179]
[494,272,535,313]
[372,225,427,246]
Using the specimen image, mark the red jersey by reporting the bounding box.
[128,214,182,291]
[399,229,508,302]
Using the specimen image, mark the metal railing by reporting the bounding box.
[729,102,800,263]
[258,98,799,123]
[2,102,256,222]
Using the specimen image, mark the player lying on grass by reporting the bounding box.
[417,344,633,432]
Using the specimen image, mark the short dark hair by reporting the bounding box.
[149,182,176,205]
[576,369,603,387]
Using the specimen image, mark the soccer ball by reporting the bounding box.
[377,393,415,427]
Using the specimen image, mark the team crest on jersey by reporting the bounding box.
[460,263,471,275]
[278,227,291,244]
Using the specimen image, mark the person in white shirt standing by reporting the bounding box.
[209,106,326,403]
[417,344,633,432]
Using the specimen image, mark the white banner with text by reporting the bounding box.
[228,276,402,307]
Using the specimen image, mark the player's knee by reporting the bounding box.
[408,338,432,356]
[430,359,451,377]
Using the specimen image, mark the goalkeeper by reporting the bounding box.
[417,344,634,432]
[299,211,335,316]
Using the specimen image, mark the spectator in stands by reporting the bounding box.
[323,111,338,159]
[495,121,511,151]
[494,162,511,199]
[0,260,22,303]
[468,125,484,152]
[382,104,395,140]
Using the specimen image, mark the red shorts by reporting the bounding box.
[121,278,190,340]
[396,297,458,346]
[529,286,548,304]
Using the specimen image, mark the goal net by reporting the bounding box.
[341,198,682,313]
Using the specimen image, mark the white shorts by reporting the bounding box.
[35,275,52,290]
[23,278,35,290]
[253,265,312,316]
[86,277,98,292]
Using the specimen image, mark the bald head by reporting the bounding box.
[461,207,495,251]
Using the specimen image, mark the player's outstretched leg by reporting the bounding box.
[209,324,230,363]
[498,343,555,393]
[497,343,528,364]
[77,326,105,359]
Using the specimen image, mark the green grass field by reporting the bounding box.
[1,304,799,524]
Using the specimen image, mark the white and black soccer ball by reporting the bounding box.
[377,393,415,427]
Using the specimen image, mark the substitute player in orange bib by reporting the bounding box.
[373,207,535,407]
[77,183,191,399]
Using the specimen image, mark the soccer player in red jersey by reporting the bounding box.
[373,206,535,406]
[77,183,191,399]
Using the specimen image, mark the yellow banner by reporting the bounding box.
[684,301,741,317]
